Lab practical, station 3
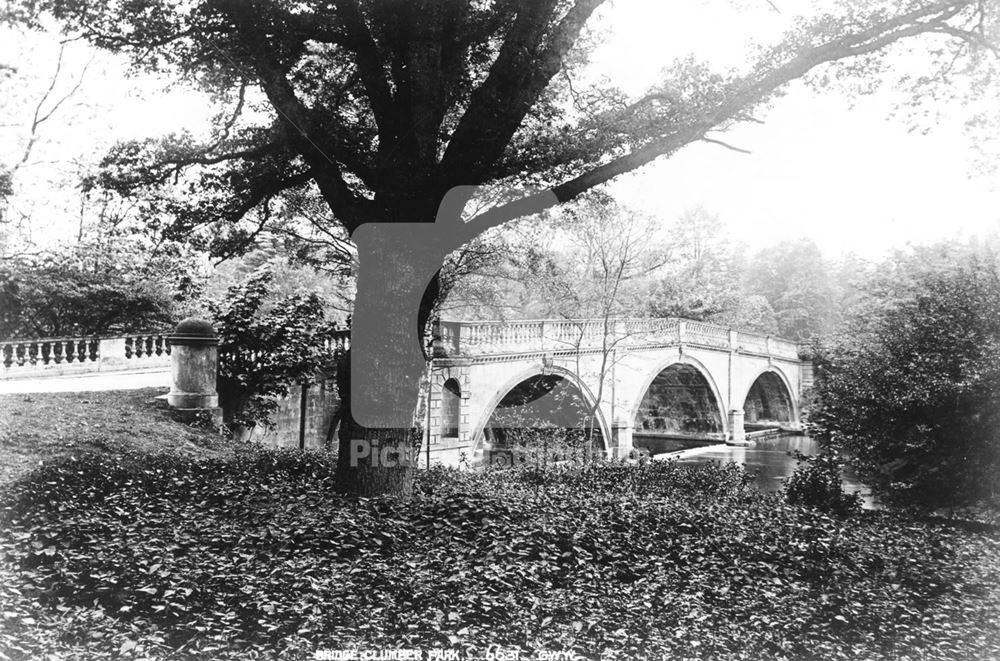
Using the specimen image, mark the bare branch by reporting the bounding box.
[14,43,93,173]
[701,137,753,154]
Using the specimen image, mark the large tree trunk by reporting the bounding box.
[335,223,448,496]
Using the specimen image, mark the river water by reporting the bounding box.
[660,434,877,508]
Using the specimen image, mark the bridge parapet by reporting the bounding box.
[433,318,800,360]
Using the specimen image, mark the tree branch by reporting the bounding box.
[331,0,399,147]
[452,0,980,249]
[439,0,607,185]
[701,137,752,154]
[217,1,380,228]
[14,42,92,173]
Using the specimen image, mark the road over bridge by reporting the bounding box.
[425,318,812,466]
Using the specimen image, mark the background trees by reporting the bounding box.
[743,239,841,341]
[810,238,1000,507]
[0,226,202,338]
[0,26,98,255]
[443,194,667,320]
[647,205,744,324]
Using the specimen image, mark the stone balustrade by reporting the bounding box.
[434,317,801,360]
[0,327,353,382]
[2,319,795,381]
[324,329,352,354]
[0,332,172,379]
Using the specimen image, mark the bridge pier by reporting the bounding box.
[727,408,748,446]
[610,418,634,459]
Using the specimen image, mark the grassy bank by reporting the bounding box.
[0,388,229,485]
[1,445,998,661]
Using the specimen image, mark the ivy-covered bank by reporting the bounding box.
[1,448,998,661]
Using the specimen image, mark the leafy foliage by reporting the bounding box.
[0,237,199,339]
[811,239,1000,508]
[784,451,863,518]
[211,268,341,428]
[2,448,1000,660]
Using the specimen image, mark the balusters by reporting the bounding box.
[0,320,801,377]
[0,332,182,374]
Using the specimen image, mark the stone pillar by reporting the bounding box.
[728,408,748,446]
[166,317,222,424]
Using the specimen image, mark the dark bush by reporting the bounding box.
[784,451,863,517]
[811,240,1000,507]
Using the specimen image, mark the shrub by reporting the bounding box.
[811,240,1000,507]
[211,268,342,428]
[784,451,862,517]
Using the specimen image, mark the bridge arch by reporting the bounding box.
[628,355,729,439]
[740,366,799,426]
[469,364,611,460]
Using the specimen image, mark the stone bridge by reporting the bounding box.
[425,318,811,466]
[0,317,812,464]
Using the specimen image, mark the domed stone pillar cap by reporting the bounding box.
[167,317,218,347]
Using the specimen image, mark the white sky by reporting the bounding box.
[1,1,998,258]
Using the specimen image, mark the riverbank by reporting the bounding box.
[652,433,878,508]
